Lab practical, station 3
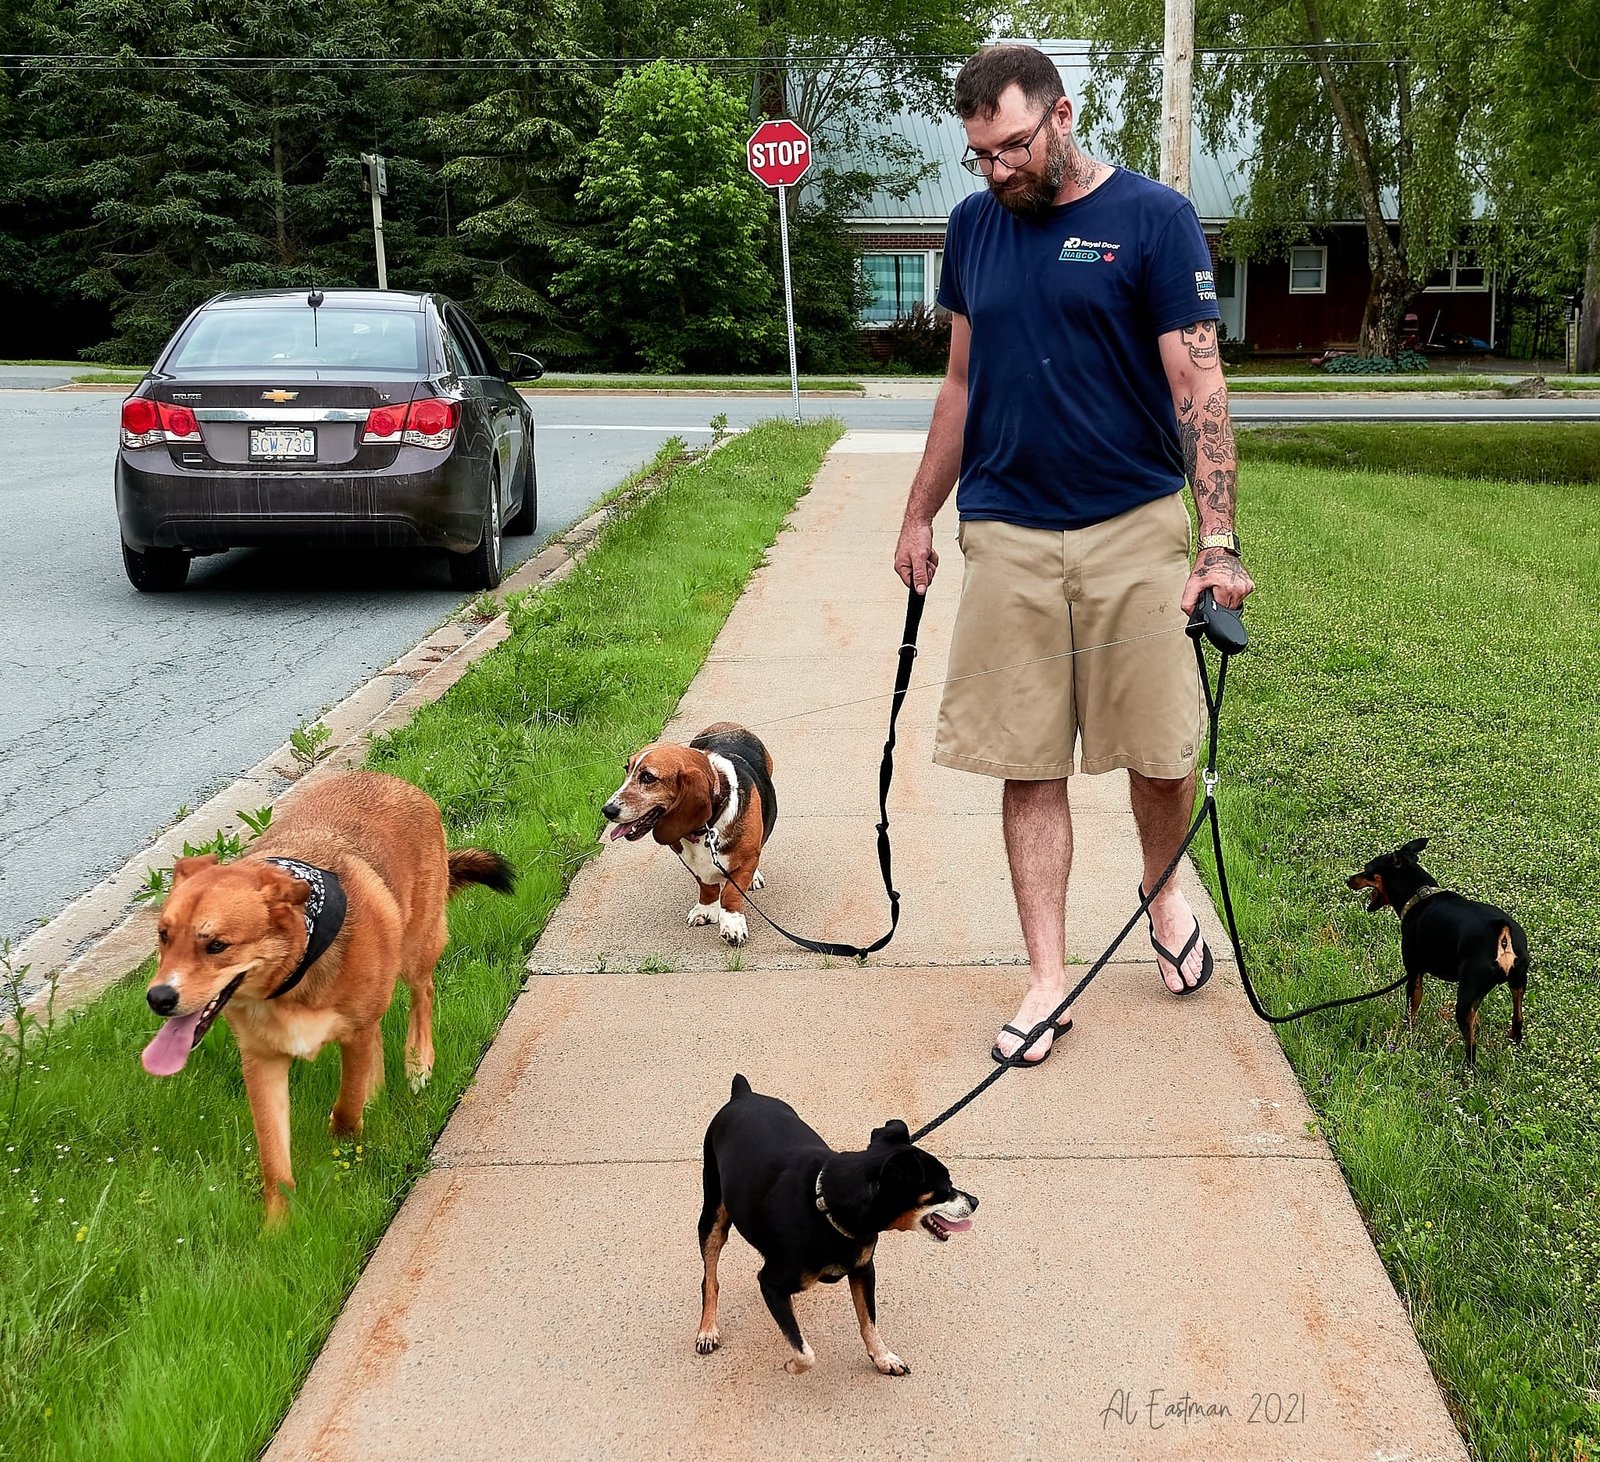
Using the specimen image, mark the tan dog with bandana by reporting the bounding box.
[140,771,512,1220]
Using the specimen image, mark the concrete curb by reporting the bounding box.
[10,453,699,1015]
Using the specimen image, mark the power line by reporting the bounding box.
[0,42,1425,77]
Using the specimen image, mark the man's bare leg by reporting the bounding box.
[1128,770,1207,991]
[995,778,1074,1060]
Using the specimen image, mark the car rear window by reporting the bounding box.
[169,307,427,372]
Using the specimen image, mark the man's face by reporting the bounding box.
[962,84,1071,220]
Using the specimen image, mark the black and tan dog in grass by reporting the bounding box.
[696,1075,977,1376]
[1348,837,1529,1066]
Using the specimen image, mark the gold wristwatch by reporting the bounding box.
[1197,531,1241,557]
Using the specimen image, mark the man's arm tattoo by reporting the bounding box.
[1180,320,1219,371]
[1177,393,1199,487]
[1193,385,1236,527]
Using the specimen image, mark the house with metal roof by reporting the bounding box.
[843,51,1495,356]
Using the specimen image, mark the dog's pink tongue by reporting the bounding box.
[942,1217,974,1234]
[142,1012,203,1076]
[606,822,631,842]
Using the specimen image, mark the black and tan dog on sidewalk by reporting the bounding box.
[1348,837,1529,1066]
[696,1075,977,1376]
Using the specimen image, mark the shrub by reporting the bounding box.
[880,302,951,373]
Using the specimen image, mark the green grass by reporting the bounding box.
[67,372,144,386]
[521,374,862,392]
[1230,374,1531,392]
[1237,421,1600,482]
[0,417,843,1461]
[1192,455,1600,1459]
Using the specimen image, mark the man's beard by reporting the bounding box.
[990,128,1070,219]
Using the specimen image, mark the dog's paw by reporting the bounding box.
[784,1347,816,1375]
[1509,1023,1525,1045]
[751,868,765,891]
[687,903,718,928]
[873,1351,911,1377]
[695,1328,720,1355]
[328,1111,363,1138]
[719,911,748,946]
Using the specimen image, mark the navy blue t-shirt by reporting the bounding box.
[937,167,1220,530]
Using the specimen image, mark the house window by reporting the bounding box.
[862,253,928,322]
[1214,258,1236,299]
[1288,246,1327,294]
[1424,248,1489,293]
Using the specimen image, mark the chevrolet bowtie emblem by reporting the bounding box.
[261,389,298,403]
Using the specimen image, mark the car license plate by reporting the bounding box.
[249,427,316,460]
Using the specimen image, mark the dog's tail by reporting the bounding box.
[448,849,516,897]
[730,1073,752,1100]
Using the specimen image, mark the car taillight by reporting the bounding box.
[361,397,459,450]
[121,397,203,448]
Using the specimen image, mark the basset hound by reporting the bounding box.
[602,721,777,946]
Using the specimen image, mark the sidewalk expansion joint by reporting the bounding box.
[429,1148,1334,1172]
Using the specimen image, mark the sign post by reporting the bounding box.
[361,153,389,290]
[746,120,813,424]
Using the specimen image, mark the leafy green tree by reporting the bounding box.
[555,62,779,372]
[1061,3,1487,356]
[1476,0,1600,368]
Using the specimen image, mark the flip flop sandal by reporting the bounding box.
[990,1018,1073,1067]
[1139,883,1215,996]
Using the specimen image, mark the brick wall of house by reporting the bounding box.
[856,233,947,251]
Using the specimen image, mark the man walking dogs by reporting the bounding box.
[893,45,1255,1065]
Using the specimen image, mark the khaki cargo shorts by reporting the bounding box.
[933,493,1204,780]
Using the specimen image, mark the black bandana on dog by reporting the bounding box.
[262,857,348,999]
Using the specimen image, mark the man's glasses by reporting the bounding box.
[960,106,1057,177]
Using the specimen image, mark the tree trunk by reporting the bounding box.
[1363,258,1411,357]
[1302,0,1411,357]
[1580,220,1600,373]
[271,79,289,266]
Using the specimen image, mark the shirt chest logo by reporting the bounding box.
[1059,234,1121,264]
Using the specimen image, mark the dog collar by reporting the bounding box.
[814,1167,860,1240]
[687,764,730,850]
[1399,885,1442,922]
[262,857,347,999]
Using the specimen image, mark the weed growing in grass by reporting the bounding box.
[289,719,333,770]
[460,591,504,623]
[638,956,674,975]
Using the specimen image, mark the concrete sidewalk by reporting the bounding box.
[271,432,1466,1461]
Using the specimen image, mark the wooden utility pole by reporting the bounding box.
[1160,0,1196,197]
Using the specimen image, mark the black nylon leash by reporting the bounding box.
[711,588,925,958]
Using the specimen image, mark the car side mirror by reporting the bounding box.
[507,352,544,382]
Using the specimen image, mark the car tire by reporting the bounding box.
[448,471,504,591]
[121,539,190,592]
[505,446,537,535]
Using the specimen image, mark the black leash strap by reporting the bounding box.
[712,588,926,959]
[910,591,1406,1145]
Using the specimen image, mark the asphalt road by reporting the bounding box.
[3,382,1597,952]
[0,390,821,951]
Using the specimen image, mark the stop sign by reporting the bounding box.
[746,120,813,188]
